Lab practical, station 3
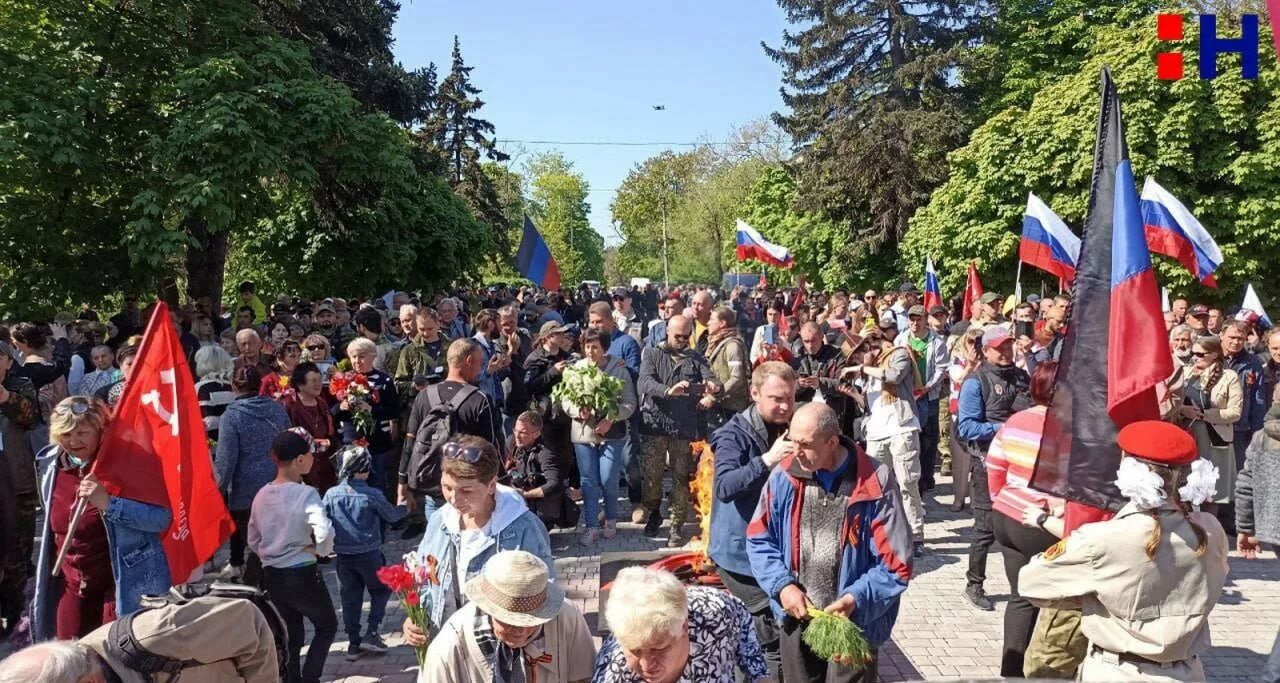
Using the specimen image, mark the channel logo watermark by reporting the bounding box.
[1155,9,1280,80]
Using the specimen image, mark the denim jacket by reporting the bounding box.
[32,447,172,641]
[416,486,554,630]
[323,478,406,555]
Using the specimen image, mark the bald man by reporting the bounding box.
[746,403,913,682]
[690,291,714,353]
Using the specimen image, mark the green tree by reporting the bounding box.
[610,150,710,283]
[0,0,491,317]
[903,14,1280,307]
[765,0,989,269]
[670,158,766,284]
[526,152,603,285]
[480,161,527,279]
[420,37,510,250]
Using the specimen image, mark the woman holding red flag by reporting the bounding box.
[31,396,172,641]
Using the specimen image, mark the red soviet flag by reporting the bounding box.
[93,302,234,582]
[961,261,984,321]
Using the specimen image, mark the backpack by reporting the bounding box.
[105,583,288,681]
[407,383,479,495]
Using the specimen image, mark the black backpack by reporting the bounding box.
[106,583,288,681]
[408,383,479,495]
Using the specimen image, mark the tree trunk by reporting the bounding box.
[184,216,228,318]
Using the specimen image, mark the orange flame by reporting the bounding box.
[688,440,715,571]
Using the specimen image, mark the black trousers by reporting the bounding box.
[966,451,995,589]
[718,567,782,679]
[263,564,338,683]
[993,513,1058,678]
[780,616,878,683]
[228,508,263,586]
[917,398,940,491]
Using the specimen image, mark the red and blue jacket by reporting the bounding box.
[745,437,913,647]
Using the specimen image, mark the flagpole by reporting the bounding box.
[52,498,89,576]
[1014,261,1023,302]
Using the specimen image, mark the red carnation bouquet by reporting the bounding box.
[377,551,440,668]
[330,371,378,436]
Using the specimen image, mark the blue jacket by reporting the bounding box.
[608,329,641,380]
[645,320,667,349]
[416,486,555,630]
[956,376,999,444]
[323,478,406,555]
[474,335,506,408]
[1229,351,1267,435]
[746,439,913,647]
[709,407,775,576]
[32,447,172,641]
[214,395,291,510]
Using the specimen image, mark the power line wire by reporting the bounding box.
[496,139,741,147]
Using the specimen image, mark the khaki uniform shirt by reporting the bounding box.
[1019,502,1228,663]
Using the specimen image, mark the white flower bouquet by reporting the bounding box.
[552,358,625,422]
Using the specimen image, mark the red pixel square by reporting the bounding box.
[1157,52,1184,81]
[1157,13,1184,41]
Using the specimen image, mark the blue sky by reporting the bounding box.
[392,0,790,245]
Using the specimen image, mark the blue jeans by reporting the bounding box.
[575,439,626,529]
[336,550,391,643]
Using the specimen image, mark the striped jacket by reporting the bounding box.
[745,437,913,646]
[985,405,1064,522]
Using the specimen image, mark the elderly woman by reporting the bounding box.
[194,345,235,445]
[214,365,292,582]
[286,362,338,493]
[260,340,302,397]
[32,397,172,641]
[301,333,336,377]
[339,337,398,493]
[402,436,554,637]
[564,328,637,546]
[593,566,771,683]
[423,551,595,683]
[1168,335,1243,514]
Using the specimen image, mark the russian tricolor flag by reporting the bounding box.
[735,219,793,269]
[923,257,942,311]
[1139,177,1222,287]
[1020,193,1081,284]
[515,216,561,290]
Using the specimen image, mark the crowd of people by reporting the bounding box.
[0,276,1274,683]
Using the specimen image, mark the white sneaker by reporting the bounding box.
[217,564,243,581]
[602,520,617,539]
[580,528,600,546]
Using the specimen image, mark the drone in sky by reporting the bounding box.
[652,105,665,111]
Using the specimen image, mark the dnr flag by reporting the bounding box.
[516,216,561,290]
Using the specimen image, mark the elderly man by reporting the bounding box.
[233,328,272,376]
[496,304,533,428]
[437,297,472,340]
[424,551,594,683]
[746,402,913,683]
[709,361,798,678]
[638,314,719,546]
[594,566,770,683]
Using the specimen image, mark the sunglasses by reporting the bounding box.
[1191,350,1208,358]
[304,344,326,352]
[53,397,93,416]
[443,442,485,464]
[388,319,402,326]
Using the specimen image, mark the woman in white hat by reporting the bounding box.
[422,550,595,683]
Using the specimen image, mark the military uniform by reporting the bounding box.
[1018,421,1230,682]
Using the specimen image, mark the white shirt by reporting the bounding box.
[861,374,920,440]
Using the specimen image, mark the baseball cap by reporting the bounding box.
[908,304,926,317]
[315,301,335,314]
[1025,294,1042,304]
[1188,304,1210,317]
[271,428,314,462]
[979,292,1001,305]
[929,304,948,317]
[878,311,897,329]
[982,326,1013,349]
[538,321,571,336]
[899,282,920,294]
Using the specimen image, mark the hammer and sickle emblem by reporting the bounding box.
[141,369,180,437]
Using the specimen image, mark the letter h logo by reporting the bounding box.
[1156,13,1265,80]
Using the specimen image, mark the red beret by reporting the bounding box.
[1117,420,1197,466]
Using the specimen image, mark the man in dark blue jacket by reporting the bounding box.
[709,361,798,678]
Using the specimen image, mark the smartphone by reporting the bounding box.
[763,325,777,345]
[686,382,706,396]
[1015,321,1034,339]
